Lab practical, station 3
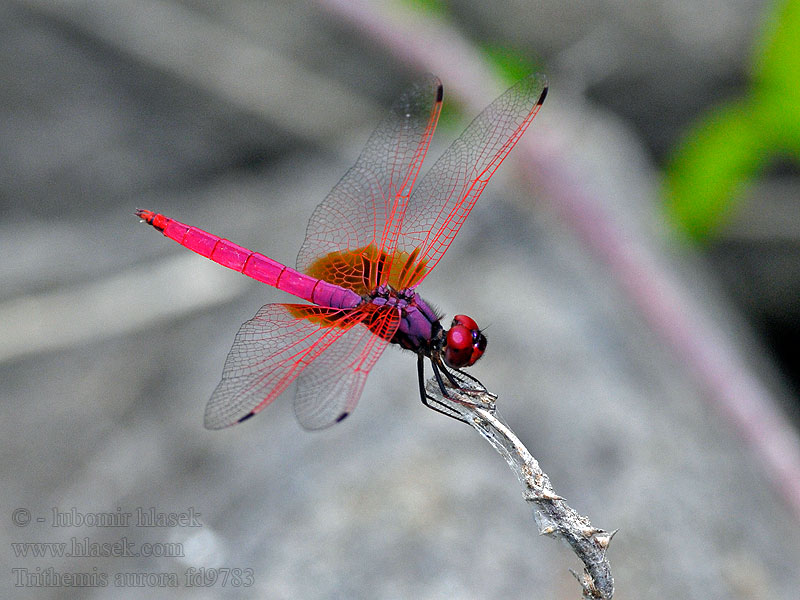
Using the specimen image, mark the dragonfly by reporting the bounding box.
[137,73,547,430]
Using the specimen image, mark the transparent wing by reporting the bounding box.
[294,304,400,430]
[296,74,443,282]
[395,73,548,287]
[204,303,394,429]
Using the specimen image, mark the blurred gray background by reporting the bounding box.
[2,1,799,598]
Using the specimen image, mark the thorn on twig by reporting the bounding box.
[525,489,564,502]
[570,568,603,599]
[539,525,558,537]
[540,489,564,501]
[593,529,619,549]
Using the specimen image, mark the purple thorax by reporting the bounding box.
[367,285,440,352]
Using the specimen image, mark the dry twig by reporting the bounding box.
[427,375,615,599]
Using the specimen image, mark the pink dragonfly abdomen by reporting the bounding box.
[136,210,361,309]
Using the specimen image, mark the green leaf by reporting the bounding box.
[481,44,540,85]
[663,99,768,240]
[663,0,800,240]
[401,0,448,17]
[754,0,800,101]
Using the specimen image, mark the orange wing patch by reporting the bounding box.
[286,302,400,342]
[304,244,429,294]
[285,305,359,329]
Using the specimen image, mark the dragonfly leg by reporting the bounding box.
[435,356,463,390]
[417,354,469,423]
[432,354,495,407]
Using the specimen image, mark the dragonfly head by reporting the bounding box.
[444,314,486,368]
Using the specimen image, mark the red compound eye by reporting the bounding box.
[445,325,473,367]
[452,314,478,331]
[444,315,487,368]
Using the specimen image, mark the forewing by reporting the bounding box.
[396,73,548,286]
[294,304,400,430]
[296,74,443,286]
[204,303,373,429]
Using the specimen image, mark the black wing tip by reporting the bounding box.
[335,411,350,423]
[237,412,256,424]
[202,410,254,429]
[537,85,548,106]
[436,83,443,103]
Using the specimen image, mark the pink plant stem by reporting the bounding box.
[318,0,800,522]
